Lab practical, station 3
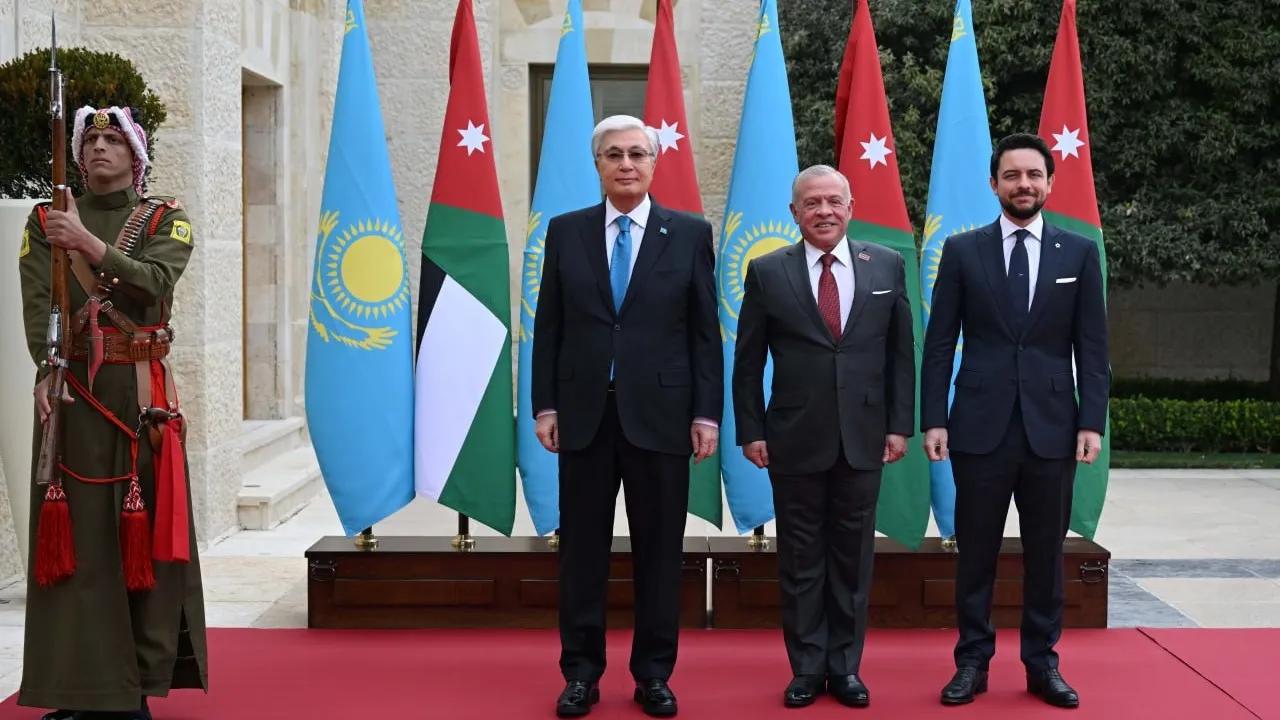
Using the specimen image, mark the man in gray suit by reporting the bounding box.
[733,165,915,709]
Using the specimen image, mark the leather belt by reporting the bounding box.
[70,328,172,364]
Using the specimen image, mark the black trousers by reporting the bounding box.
[769,453,881,676]
[950,404,1075,672]
[558,392,690,683]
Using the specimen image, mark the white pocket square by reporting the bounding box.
[1055,277,1078,284]
[871,289,892,295]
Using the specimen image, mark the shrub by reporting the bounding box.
[0,48,166,198]
[1111,397,1280,453]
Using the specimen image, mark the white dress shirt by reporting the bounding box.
[999,213,1043,310]
[604,194,650,282]
[803,238,855,332]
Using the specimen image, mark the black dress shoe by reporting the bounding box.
[556,680,600,717]
[940,666,988,705]
[828,674,870,707]
[1027,669,1079,708]
[783,675,825,708]
[633,678,677,717]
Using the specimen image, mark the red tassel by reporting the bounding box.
[120,477,155,592]
[34,483,76,587]
[152,419,190,563]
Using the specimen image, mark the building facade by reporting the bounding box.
[0,0,1271,564]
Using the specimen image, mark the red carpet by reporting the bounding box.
[0,628,1263,719]
[1142,628,1279,720]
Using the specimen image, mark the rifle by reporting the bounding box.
[34,17,70,486]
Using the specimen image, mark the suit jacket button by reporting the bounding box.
[1017,344,1024,352]
[614,324,621,331]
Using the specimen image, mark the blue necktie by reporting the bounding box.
[1008,228,1030,335]
[611,215,632,312]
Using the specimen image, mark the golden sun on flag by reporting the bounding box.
[309,211,407,351]
[326,218,409,319]
[718,211,801,339]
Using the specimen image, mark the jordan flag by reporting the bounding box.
[1038,0,1110,539]
[835,0,930,548]
[643,0,721,527]
[415,0,515,534]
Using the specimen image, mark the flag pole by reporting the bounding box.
[747,524,770,550]
[451,513,475,551]
[354,526,378,551]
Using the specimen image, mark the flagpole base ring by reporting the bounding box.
[941,536,958,553]
[451,534,475,552]
[746,534,771,551]
[546,534,560,551]
[353,533,379,551]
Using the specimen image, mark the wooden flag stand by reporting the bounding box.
[307,530,1108,631]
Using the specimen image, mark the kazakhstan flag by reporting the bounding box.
[718,0,800,533]
[305,0,414,535]
[922,0,998,538]
[517,0,599,536]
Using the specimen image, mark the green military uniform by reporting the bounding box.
[17,180,208,711]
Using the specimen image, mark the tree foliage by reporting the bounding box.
[779,0,1280,288]
[0,48,167,198]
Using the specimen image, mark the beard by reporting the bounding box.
[1000,193,1045,220]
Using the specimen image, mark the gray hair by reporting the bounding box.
[791,165,852,204]
[591,115,660,158]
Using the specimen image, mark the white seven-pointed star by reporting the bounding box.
[1051,125,1085,160]
[656,119,685,154]
[457,120,489,156]
[859,132,893,168]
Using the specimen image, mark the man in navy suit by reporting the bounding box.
[921,133,1109,709]
[532,115,721,718]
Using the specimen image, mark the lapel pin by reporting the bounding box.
[659,226,668,235]
[857,251,871,262]
[1054,242,1061,248]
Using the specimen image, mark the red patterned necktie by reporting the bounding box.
[818,253,842,341]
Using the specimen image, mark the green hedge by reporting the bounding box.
[1112,377,1271,402]
[1111,397,1280,453]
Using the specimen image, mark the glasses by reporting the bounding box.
[597,149,654,165]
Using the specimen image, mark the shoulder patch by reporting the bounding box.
[19,227,30,258]
[170,220,192,244]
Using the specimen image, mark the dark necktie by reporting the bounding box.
[1008,228,1030,335]
[818,253,842,341]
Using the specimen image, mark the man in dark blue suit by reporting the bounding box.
[921,134,1109,709]
[533,115,721,718]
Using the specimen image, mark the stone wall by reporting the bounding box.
[1110,282,1275,381]
[2,0,338,545]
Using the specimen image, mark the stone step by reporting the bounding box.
[237,445,323,530]
[239,417,307,474]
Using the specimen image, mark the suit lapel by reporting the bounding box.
[579,203,615,316]
[842,239,871,343]
[977,220,1017,338]
[1024,222,1061,332]
[782,242,834,345]
[618,202,672,318]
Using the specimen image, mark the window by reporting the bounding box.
[528,64,648,195]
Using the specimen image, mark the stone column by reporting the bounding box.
[79,0,245,543]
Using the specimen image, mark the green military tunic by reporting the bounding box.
[16,187,208,712]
